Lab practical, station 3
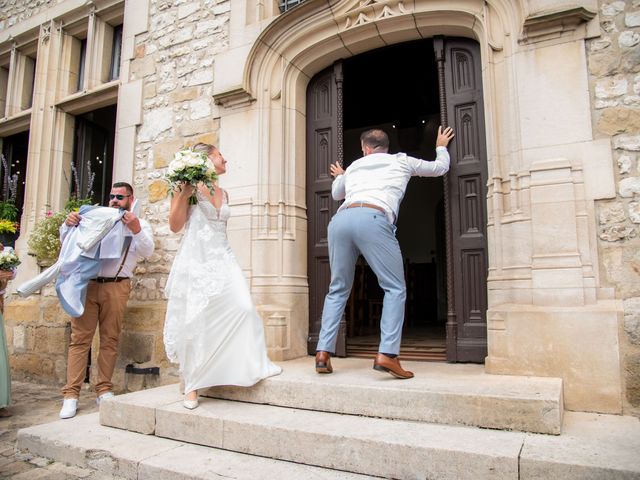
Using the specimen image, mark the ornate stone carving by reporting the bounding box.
[343,0,408,30]
[40,23,51,45]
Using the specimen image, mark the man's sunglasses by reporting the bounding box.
[109,194,131,200]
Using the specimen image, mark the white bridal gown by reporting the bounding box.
[163,191,282,393]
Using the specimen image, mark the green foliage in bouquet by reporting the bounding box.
[0,248,20,270]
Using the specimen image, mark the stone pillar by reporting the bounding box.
[529,159,585,306]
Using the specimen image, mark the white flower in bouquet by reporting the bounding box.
[0,247,20,271]
[165,148,218,204]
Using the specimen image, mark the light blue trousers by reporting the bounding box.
[317,207,406,355]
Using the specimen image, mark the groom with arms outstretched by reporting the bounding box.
[315,126,455,378]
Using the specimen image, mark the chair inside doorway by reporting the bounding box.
[346,256,446,361]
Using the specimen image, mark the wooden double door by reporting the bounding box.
[306,37,488,363]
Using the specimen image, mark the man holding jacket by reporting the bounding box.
[59,182,154,419]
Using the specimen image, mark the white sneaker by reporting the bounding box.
[96,392,115,406]
[59,398,78,419]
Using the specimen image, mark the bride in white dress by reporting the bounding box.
[164,143,282,409]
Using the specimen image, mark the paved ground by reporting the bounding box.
[0,380,117,479]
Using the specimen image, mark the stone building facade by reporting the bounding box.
[587,0,640,414]
[0,0,638,416]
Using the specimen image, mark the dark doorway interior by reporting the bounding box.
[342,39,447,360]
[73,105,117,206]
[1,130,29,247]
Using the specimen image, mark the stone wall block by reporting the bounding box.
[625,95,640,106]
[626,352,640,407]
[9,353,55,380]
[186,68,214,87]
[124,304,166,332]
[599,202,626,224]
[138,107,173,142]
[629,202,640,223]
[624,298,640,345]
[601,1,626,17]
[5,302,41,323]
[180,118,213,137]
[590,47,622,76]
[148,179,170,202]
[170,87,199,103]
[620,177,640,197]
[626,11,640,27]
[596,76,629,98]
[42,303,71,326]
[178,2,200,19]
[600,224,636,241]
[618,154,633,173]
[619,31,640,48]
[614,135,640,151]
[622,47,640,73]
[33,325,68,354]
[153,138,184,169]
[130,56,156,79]
[118,332,154,364]
[598,107,640,135]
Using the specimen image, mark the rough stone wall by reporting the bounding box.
[121,0,229,387]
[589,0,640,415]
[0,0,61,31]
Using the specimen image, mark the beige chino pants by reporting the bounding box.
[62,279,131,398]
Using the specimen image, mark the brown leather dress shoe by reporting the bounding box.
[373,353,414,379]
[315,351,333,373]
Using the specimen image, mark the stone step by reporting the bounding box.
[209,357,563,434]
[97,385,640,479]
[17,413,375,480]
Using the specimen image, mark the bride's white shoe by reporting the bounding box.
[183,391,199,409]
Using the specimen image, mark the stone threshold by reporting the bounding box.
[105,357,564,434]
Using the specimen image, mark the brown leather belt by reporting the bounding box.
[92,277,129,283]
[345,202,386,215]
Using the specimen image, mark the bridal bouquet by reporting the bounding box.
[166,148,217,204]
[0,247,20,271]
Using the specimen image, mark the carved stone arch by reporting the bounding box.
[220,0,526,362]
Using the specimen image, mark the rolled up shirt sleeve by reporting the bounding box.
[409,146,450,177]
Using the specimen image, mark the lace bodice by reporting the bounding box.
[164,188,234,308]
[191,190,231,246]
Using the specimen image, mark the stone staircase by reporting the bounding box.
[16,357,640,479]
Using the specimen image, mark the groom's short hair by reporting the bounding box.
[112,182,133,195]
[360,129,389,152]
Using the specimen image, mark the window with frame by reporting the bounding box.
[109,24,123,81]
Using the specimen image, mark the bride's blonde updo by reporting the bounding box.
[191,143,216,157]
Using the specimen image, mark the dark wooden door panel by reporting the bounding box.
[307,62,345,355]
[442,38,489,362]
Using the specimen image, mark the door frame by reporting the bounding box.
[306,37,489,362]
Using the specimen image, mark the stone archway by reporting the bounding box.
[221,1,516,361]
